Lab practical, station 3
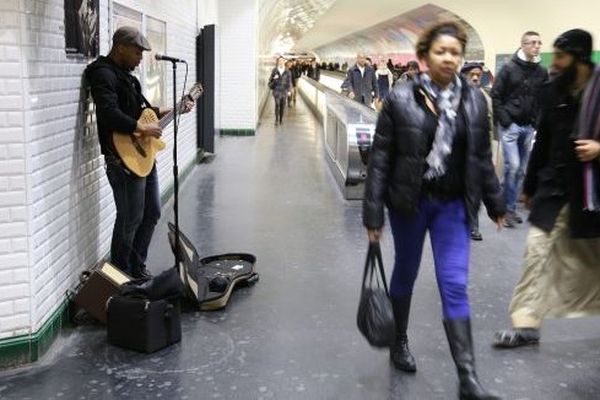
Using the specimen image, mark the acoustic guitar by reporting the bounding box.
[113,82,204,177]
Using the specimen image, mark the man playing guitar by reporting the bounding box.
[85,26,194,279]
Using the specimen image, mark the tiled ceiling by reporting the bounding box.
[259,0,338,55]
[259,1,485,59]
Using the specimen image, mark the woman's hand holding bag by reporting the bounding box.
[356,242,395,347]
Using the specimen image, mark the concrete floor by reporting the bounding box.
[1,98,600,400]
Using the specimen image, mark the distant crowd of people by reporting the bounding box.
[268,57,321,126]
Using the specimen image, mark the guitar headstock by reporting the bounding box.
[188,82,204,100]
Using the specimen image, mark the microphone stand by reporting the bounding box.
[170,59,180,271]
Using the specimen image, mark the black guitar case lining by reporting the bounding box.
[167,222,258,310]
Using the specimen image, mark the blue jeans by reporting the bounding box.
[388,198,471,320]
[105,158,161,276]
[500,123,535,212]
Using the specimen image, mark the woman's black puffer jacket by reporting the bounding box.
[363,76,505,229]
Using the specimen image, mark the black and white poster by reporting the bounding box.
[65,0,99,57]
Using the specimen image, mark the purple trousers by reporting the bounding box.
[388,198,471,320]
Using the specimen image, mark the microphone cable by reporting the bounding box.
[177,60,189,129]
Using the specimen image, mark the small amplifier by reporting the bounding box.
[73,262,131,323]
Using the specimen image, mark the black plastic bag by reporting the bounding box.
[356,242,395,348]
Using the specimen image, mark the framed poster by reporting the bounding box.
[65,0,99,57]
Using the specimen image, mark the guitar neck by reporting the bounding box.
[158,101,182,129]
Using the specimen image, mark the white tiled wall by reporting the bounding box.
[0,0,202,339]
[0,0,32,339]
[217,0,258,130]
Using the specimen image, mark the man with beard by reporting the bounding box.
[494,29,600,348]
[491,32,548,227]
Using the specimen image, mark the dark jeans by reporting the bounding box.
[274,95,285,122]
[105,157,161,276]
[388,198,471,320]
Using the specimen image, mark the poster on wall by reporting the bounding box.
[144,17,167,106]
[64,0,99,57]
[112,4,142,80]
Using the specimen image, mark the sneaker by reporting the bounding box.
[513,212,523,224]
[503,217,515,228]
[503,212,519,228]
[470,229,483,241]
[493,328,540,348]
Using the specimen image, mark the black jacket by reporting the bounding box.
[268,67,292,97]
[490,51,547,128]
[363,76,505,229]
[523,78,600,238]
[84,56,157,156]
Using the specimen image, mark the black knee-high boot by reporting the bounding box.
[443,319,501,400]
[390,294,416,372]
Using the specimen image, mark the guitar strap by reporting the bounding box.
[139,92,154,110]
[112,64,155,112]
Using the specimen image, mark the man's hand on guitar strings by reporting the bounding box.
[135,121,162,138]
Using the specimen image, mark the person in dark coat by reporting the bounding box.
[307,59,320,81]
[491,31,548,227]
[268,57,292,126]
[460,62,496,241]
[494,29,600,349]
[84,26,194,279]
[341,52,379,107]
[363,21,504,400]
[289,60,302,106]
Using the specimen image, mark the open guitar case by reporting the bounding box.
[167,222,258,310]
[163,64,257,311]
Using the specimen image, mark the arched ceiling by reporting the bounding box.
[259,1,484,61]
[258,0,337,55]
[258,0,600,70]
[313,4,484,62]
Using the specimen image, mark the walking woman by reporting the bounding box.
[363,21,505,400]
[268,57,292,126]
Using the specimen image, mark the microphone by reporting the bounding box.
[154,54,186,63]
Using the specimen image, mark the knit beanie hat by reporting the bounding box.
[554,29,593,63]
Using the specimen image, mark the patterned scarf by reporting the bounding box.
[420,73,463,180]
[576,65,600,211]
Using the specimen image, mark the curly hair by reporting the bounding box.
[415,21,468,59]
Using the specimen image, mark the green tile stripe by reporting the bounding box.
[220,129,255,136]
[0,156,200,369]
[0,299,69,369]
[540,50,600,68]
